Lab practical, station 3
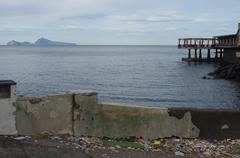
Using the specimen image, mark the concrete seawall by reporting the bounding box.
[16,93,73,135]
[1,91,235,139]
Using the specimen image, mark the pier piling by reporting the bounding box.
[215,49,218,59]
[207,49,211,60]
[199,49,202,59]
[188,49,191,59]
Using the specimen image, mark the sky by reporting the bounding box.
[0,0,240,45]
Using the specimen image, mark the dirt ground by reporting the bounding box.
[0,136,239,158]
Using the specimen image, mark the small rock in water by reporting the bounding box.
[175,151,185,157]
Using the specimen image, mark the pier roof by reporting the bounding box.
[214,34,236,38]
[0,80,16,86]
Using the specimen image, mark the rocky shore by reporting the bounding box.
[206,62,240,80]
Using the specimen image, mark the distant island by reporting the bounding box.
[7,38,77,46]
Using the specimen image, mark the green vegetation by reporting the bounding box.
[102,138,144,149]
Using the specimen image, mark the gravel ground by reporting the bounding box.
[0,135,240,158]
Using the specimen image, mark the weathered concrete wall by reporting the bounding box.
[16,93,73,135]
[168,108,240,139]
[71,90,99,137]
[75,102,200,139]
[223,49,240,63]
[8,91,240,139]
[0,85,17,135]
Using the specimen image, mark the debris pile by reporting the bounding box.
[10,135,240,157]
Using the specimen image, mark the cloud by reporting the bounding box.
[107,13,213,24]
[61,14,108,21]
[0,0,239,44]
[193,18,209,23]
[165,27,178,31]
[108,14,192,23]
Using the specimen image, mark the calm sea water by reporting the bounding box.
[0,45,240,108]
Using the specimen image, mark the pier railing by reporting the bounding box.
[178,38,239,49]
[178,38,218,49]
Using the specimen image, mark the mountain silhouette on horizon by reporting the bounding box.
[7,38,77,46]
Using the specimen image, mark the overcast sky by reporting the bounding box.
[0,0,239,45]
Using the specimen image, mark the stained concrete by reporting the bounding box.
[75,102,199,139]
[71,90,99,137]
[16,93,73,135]
[7,90,240,139]
[168,108,240,139]
[0,84,17,135]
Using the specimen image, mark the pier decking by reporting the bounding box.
[178,23,240,62]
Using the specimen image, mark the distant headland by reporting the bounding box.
[6,38,77,46]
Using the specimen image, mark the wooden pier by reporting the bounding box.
[178,36,239,62]
[178,23,240,62]
[178,38,225,62]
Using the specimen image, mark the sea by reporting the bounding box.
[0,45,240,109]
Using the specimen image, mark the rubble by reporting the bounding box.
[8,135,240,157]
[13,136,28,140]
[175,151,185,156]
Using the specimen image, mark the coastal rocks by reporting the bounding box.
[207,62,240,80]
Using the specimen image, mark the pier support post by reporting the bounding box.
[220,49,224,59]
[220,52,223,59]
[188,49,191,59]
[207,49,211,59]
[199,49,202,59]
[195,49,197,59]
[215,49,218,59]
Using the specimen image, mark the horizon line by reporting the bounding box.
[0,44,177,46]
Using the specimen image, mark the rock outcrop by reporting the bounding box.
[208,62,240,80]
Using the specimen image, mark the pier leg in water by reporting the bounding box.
[195,49,197,59]
[207,49,211,62]
[188,49,191,59]
[199,49,202,59]
[220,49,223,59]
[215,49,218,59]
